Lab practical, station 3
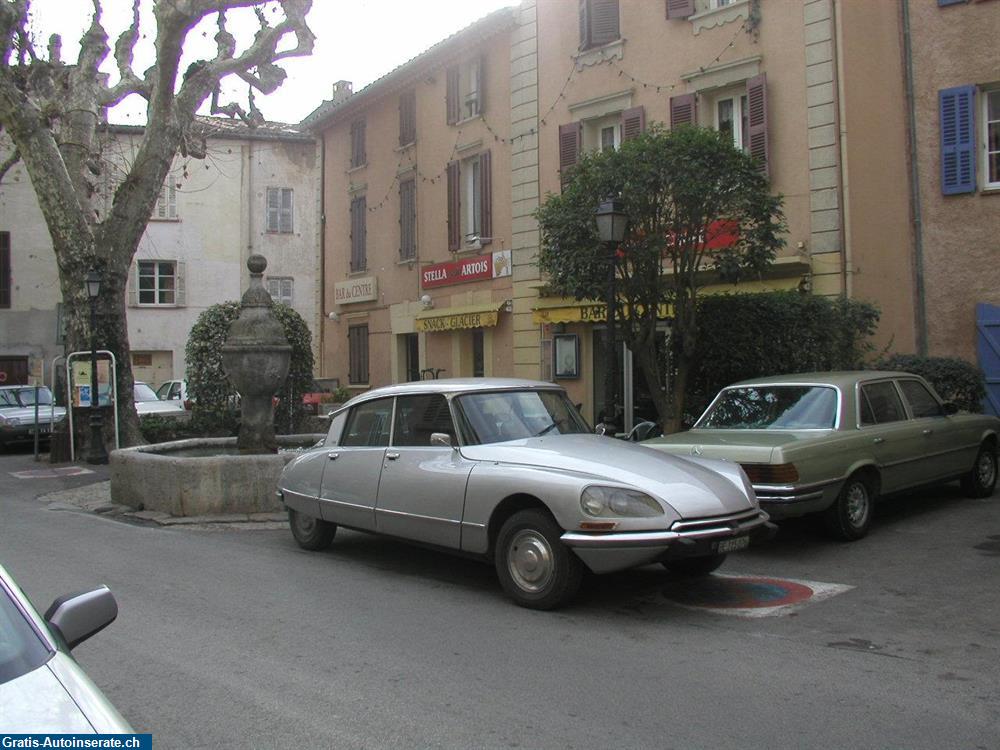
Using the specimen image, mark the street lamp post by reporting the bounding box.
[85,268,108,465]
[595,199,628,436]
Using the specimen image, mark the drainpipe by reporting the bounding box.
[318,135,327,374]
[901,0,928,356]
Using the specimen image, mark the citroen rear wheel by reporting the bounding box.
[289,509,337,551]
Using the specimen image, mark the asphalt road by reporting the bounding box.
[1,447,998,749]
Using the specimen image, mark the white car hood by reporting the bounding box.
[135,400,185,416]
[460,434,755,518]
[0,405,67,425]
[0,660,95,733]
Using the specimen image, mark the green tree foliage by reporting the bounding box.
[185,301,314,434]
[874,354,986,413]
[687,292,880,423]
[536,125,786,431]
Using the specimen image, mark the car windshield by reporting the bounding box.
[455,389,590,444]
[0,388,53,408]
[133,383,160,402]
[0,583,52,686]
[698,385,838,430]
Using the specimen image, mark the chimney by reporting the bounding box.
[331,80,353,105]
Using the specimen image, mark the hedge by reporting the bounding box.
[873,354,985,413]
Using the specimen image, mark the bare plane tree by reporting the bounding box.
[0,0,314,450]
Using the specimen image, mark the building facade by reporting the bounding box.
[0,118,319,390]
[306,10,518,394]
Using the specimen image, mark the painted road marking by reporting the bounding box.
[662,573,853,618]
[9,467,95,479]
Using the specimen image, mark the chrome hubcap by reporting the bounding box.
[846,482,870,528]
[507,529,554,593]
[977,452,996,487]
[295,513,316,535]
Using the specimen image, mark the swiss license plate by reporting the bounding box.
[716,536,750,554]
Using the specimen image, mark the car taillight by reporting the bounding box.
[740,463,800,484]
[183,399,193,410]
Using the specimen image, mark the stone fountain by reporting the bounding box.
[109,255,322,517]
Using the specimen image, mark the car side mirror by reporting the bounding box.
[943,401,959,415]
[44,586,118,651]
[430,432,454,448]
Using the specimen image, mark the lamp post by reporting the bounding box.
[85,268,108,465]
[595,199,628,435]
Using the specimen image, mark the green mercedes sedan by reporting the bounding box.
[644,371,999,541]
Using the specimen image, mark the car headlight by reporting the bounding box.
[581,486,664,518]
[0,414,13,427]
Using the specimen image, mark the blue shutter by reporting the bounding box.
[937,0,966,6]
[939,85,976,195]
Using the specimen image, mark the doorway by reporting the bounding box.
[592,325,670,433]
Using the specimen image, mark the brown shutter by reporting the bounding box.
[559,121,583,189]
[0,232,9,308]
[746,73,769,176]
[579,0,590,49]
[670,93,697,129]
[477,55,486,116]
[446,66,460,125]
[665,0,695,19]
[399,90,416,146]
[590,0,620,47]
[621,106,646,141]
[479,150,492,245]
[447,161,461,251]
[350,196,367,272]
[399,179,416,260]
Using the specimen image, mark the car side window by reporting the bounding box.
[169,383,182,399]
[341,398,393,447]
[897,379,943,418]
[392,394,455,447]
[860,382,906,425]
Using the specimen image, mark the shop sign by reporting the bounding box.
[422,250,512,289]
[334,276,378,304]
[664,220,739,251]
[415,309,499,333]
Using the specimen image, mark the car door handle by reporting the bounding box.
[386,451,400,461]
[873,437,885,444]
[327,452,339,460]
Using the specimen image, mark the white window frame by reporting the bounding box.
[137,260,176,306]
[459,59,481,121]
[983,87,1000,191]
[266,187,294,233]
[266,276,294,305]
[583,114,621,153]
[462,155,482,243]
[711,89,749,151]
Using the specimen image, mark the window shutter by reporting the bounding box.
[477,55,486,115]
[280,188,293,233]
[621,106,646,141]
[446,66,460,125]
[666,0,695,19]
[940,85,977,195]
[350,197,367,272]
[175,261,186,307]
[479,150,492,245]
[447,161,461,251]
[669,93,697,129]
[400,90,416,146]
[267,187,279,232]
[590,0,620,47]
[579,0,590,49]
[559,121,583,189]
[128,262,138,307]
[746,73,769,176]
[937,0,967,6]
[400,179,416,260]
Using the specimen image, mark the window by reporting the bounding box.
[348,324,369,384]
[266,276,293,305]
[447,152,492,251]
[0,231,9,308]
[447,57,484,124]
[137,260,177,306]
[985,88,1000,190]
[716,93,749,150]
[266,188,293,233]
[472,330,485,378]
[392,394,455,446]
[399,178,416,260]
[341,397,391,447]
[403,333,420,382]
[898,380,944,418]
[350,118,366,168]
[350,196,367,272]
[399,90,416,146]
[579,0,620,51]
[860,382,906,425]
[154,179,177,220]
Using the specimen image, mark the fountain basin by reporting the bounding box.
[109,435,323,516]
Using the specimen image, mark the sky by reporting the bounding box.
[30,0,517,126]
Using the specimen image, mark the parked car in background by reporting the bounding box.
[301,378,343,415]
[0,385,66,448]
[0,563,132,733]
[644,371,999,541]
[155,379,190,409]
[134,381,186,418]
[278,378,772,610]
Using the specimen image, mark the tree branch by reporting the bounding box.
[100,0,148,107]
[0,146,20,183]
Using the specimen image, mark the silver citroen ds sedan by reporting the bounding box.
[277,379,773,609]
